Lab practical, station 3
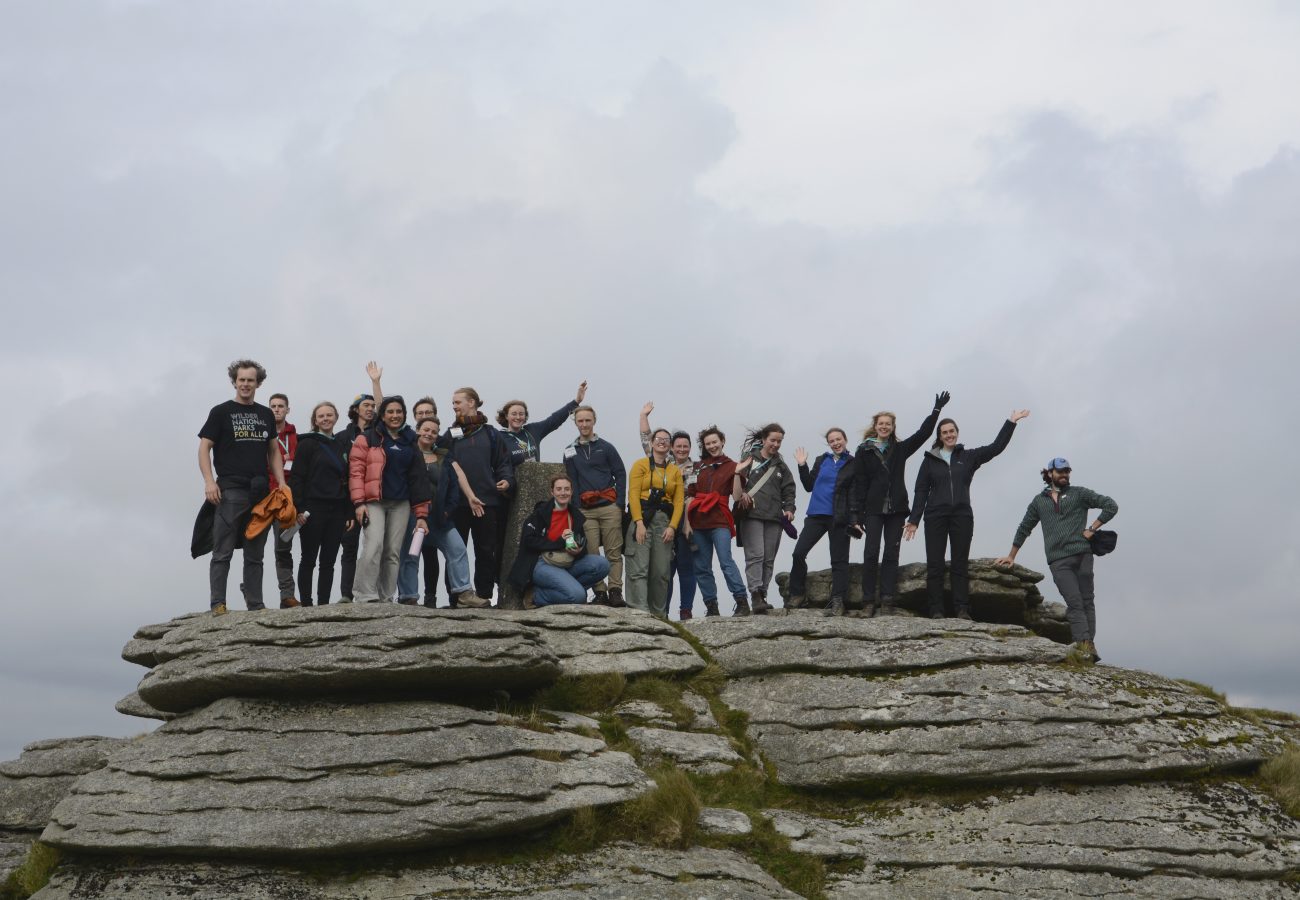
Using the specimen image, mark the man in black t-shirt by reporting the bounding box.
[198,359,286,614]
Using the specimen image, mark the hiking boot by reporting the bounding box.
[211,603,228,617]
[246,603,267,612]
[1081,640,1101,662]
[280,597,301,609]
[878,597,898,616]
[679,608,693,621]
[457,591,491,609]
[787,594,806,610]
[732,595,751,617]
[750,591,773,615]
[866,603,880,618]
[607,588,626,608]
[823,596,845,617]
[339,596,354,604]
[422,597,438,608]
[956,607,973,620]
[704,600,720,617]
[397,598,418,606]
[592,590,610,606]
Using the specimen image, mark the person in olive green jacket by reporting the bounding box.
[996,457,1117,661]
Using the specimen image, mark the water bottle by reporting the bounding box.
[280,511,309,542]
[408,527,425,557]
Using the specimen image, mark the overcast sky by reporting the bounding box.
[2,1,1297,759]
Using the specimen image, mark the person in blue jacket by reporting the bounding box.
[904,409,1030,618]
[787,428,853,610]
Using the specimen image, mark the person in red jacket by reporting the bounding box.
[268,393,300,609]
[686,426,748,617]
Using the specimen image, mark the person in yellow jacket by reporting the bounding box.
[624,428,684,619]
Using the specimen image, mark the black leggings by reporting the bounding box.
[861,512,907,604]
[924,514,975,613]
[789,515,851,601]
[297,502,349,605]
[453,505,500,599]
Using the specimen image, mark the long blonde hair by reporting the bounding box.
[862,411,896,441]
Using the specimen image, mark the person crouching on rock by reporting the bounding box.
[995,458,1117,661]
[733,423,796,615]
[348,396,432,603]
[847,392,948,616]
[687,426,747,617]
[509,474,610,606]
[624,428,684,619]
[788,428,853,611]
[905,409,1030,619]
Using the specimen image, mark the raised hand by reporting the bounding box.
[641,401,654,416]
[934,390,951,411]
[1010,409,1030,423]
[366,361,383,381]
[576,381,588,404]
[794,447,808,466]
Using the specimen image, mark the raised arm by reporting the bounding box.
[899,391,949,457]
[639,401,654,455]
[365,361,384,409]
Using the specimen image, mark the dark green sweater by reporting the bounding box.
[1012,485,1118,563]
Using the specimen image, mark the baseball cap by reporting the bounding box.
[1047,457,1071,470]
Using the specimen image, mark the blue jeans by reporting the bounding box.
[667,530,698,614]
[532,554,610,606]
[398,524,472,600]
[692,527,745,602]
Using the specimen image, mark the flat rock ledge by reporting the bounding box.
[626,726,744,775]
[722,664,1283,788]
[42,697,650,858]
[124,605,703,714]
[685,615,1068,676]
[0,736,129,830]
[767,781,1300,898]
[32,844,796,899]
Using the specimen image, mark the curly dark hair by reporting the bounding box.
[227,359,267,386]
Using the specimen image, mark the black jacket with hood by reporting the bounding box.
[908,419,1017,524]
[849,405,942,520]
[507,499,589,590]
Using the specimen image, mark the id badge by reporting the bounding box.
[563,446,577,459]
[450,427,464,439]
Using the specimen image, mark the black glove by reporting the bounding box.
[934,390,951,411]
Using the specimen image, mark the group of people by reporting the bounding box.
[198,359,1118,659]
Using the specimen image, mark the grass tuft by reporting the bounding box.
[533,673,627,713]
[619,765,702,848]
[0,841,61,899]
[1176,679,1228,705]
[621,677,694,728]
[1257,745,1300,819]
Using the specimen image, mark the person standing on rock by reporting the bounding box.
[640,403,700,619]
[846,392,949,617]
[624,428,685,619]
[509,473,610,606]
[733,423,797,615]
[287,401,353,605]
[399,415,478,608]
[336,362,384,602]
[788,428,854,611]
[687,426,748,617]
[995,459,1117,661]
[442,387,514,606]
[348,396,432,604]
[198,359,287,616]
[564,405,627,607]
[267,393,301,609]
[906,409,1030,619]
